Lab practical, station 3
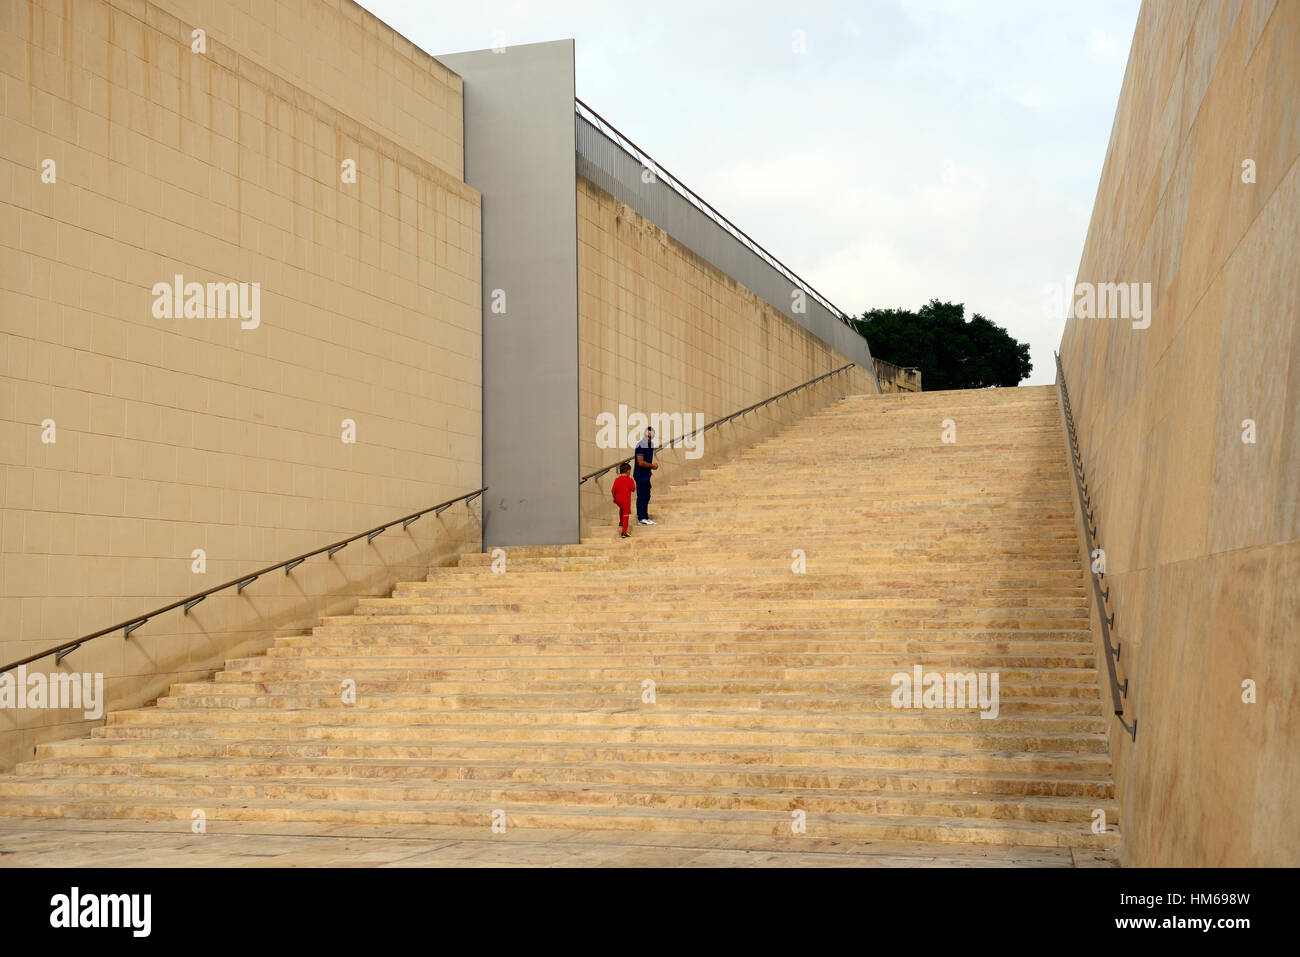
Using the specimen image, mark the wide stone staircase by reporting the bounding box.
[0,385,1121,858]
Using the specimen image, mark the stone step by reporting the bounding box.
[418,571,1088,586]
[266,643,1097,660]
[243,653,1097,671]
[604,504,1079,516]
[453,544,1081,557]
[449,554,1082,569]
[310,625,1095,639]
[9,757,1115,797]
[0,793,1116,848]
[346,609,1093,627]
[86,723,1107,754]
[117,707,1104,733]
[452,548,1081,559]
[0,775,1115,824]
[196,678,1102,698]
[385,591,1091,607]
[34,739,1113,776]
[354,603,1090,620]
[156,690,1099,713]
[395,579,1089,595]
[286,637,1095,654]
[455,539,1081,556]
[213,665,1100,686]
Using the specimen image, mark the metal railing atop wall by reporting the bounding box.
[1054,352,1136,741]
[575,98,860,337]
[579,363,856,484]
[0,487,487,677]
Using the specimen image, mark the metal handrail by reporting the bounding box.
[0,486,487,675]
[575,98,860,334]
[579,363,855,484]
[1054,352,1136,741]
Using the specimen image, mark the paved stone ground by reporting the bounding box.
[0,819,1120,867]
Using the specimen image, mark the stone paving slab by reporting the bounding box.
[0,819,1119,867]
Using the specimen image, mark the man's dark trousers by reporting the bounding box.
[635,480,651,521]
[634,438,654,521]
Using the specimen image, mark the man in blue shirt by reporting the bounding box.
[633,426,658,525]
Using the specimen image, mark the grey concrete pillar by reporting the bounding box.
[437,39,580,548]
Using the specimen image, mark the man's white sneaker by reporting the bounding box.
[638,519,656,525]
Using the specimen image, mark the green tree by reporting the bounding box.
[849,300,1031,390]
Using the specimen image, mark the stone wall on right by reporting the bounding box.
[1059,0,1298,865]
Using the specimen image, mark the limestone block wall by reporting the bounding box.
[0,0,482,769]
[1058,0,1299,865]
[577,177,873,533]
[875,360,922,393]
[152,0,465,179]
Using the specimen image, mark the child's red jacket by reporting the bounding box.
[611,474,636,510]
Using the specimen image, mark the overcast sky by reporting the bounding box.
[358,0,1141,385]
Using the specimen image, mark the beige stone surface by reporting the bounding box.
[0,0,482,770]
[149,0,465,179]
[0,818,1117,868]
[1058,0,1299,866]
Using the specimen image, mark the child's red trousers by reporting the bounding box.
[611,474,636,535]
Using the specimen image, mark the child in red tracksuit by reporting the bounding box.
[611,462,636,538]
